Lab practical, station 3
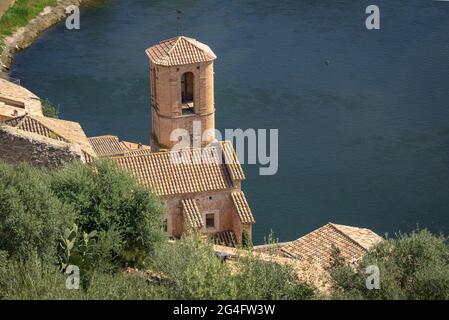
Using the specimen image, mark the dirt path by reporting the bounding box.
[0,0,16,18]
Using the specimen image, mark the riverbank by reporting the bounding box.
[0,0,98,76]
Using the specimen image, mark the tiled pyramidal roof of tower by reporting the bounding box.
[146,36,217,66]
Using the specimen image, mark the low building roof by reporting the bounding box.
[2,114,96,161]
[222,141,245,181]
[146,36,217,67]
[113,141,244,197]
[280,223,382,267]
[214,230,237,247]
[231,191,255,224]
[0,79,42,118]
[181,199,204,229]
[329,223,383,251]
[88,135,126,157]
[89,135,151,158]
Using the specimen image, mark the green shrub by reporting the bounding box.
[41,99,59,118]
[235,253,316,300]
[0,253,170,300]
[152,235,235,300]
[0,253,72,300]
[241,229,252,249]
[330,229,449,300]
[0,160,165,272]
[151,234,316,300]
[50,160,165,269]
[80,271,171,300]
[0,163,74,264]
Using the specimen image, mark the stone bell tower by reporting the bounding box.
[145,36,217,151]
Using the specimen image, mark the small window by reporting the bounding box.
[162,218,168,233]
[206,213,215,229]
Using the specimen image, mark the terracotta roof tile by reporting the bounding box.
[5,115,66,141]
[82,151,95,165]
[231,191,255,224]
[330,223,383,251]
[89,135,152,158]
[222,141,245,181]
[113,142,242,196]
[121,148,153,157]
[214,230,237,247]
[146,36,216,66]
[181,199,203,229]
[280,223,382,267]
[89,135,127,157]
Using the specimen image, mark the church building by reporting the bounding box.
[91,36,255,246]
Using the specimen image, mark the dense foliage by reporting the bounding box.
[152,235,316,300]
[330,229,449,300]
[0,163,73,264]
[0,235,317,300]
[0,251,170,300]
[0,160,165,271]
[50,161,165,269]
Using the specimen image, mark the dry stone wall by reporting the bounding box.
[0,126,81,168]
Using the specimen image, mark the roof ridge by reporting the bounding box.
[4,114,26,126]
[5,114,66,142]
[160,35,182,44]
[181,36,209,54]
[328,223,368,251]
[89,135,119,140]
[115,142,222,160]
[166,36,183,56]
[332,222,372,233]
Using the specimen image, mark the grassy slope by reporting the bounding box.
[0,0,57,43]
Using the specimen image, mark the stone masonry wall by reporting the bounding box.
[0,126,81,168]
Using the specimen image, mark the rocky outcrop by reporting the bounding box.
[1,0,92,73]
